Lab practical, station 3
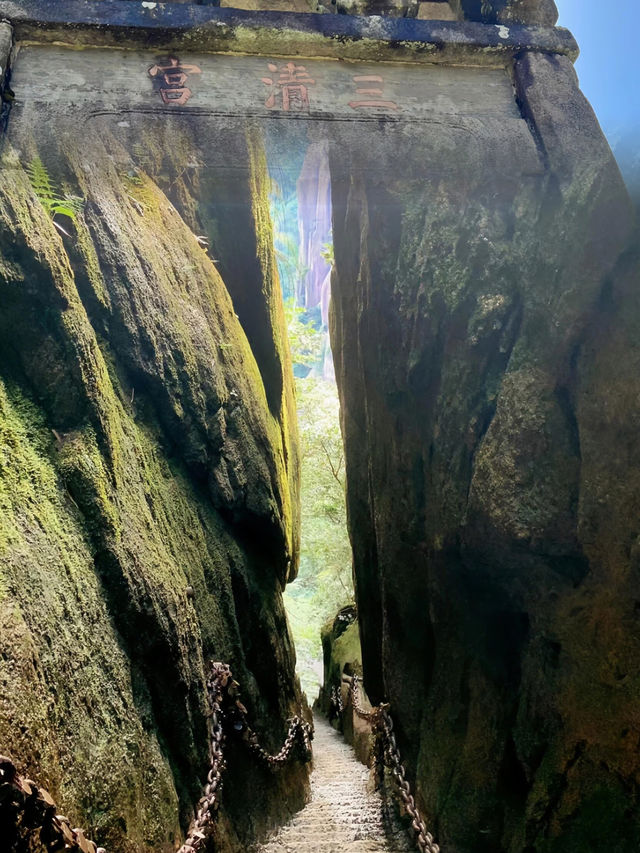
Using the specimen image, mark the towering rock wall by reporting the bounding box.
[0,55,306,853]
[330,42,640,853]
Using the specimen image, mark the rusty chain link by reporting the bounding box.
[177,661,313,850]
[2,661,312,853]
[347,676,383,722]
[329,685,344,717]
[178,661,232,853]
[376,708,440,853]
[0,755,106,853]
[342,675,440,853]
[244,715,313,768]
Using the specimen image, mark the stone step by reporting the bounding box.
[254,717,413,853]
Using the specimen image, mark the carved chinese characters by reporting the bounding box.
[146,55,403,115]
[348,75,399,111]
[148,56,202,106]
[261,62,316,112]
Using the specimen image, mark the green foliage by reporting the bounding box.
[284,377,354,697]
[284,299,324,368]
[275,232,309,291]
[27,156,83,223]
[320,240,334,268]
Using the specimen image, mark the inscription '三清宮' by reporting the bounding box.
[9,45,524,124]
[148,56,400,114]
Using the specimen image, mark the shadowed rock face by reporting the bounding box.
[119,0,555,21]
[0,114,306,850]
[330,53,640,852]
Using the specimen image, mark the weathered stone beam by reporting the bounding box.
[0,0,578,65]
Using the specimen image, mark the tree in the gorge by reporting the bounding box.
[284,308,353,696]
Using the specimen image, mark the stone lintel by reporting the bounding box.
[0,0,578,65]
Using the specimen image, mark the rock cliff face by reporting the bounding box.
[330,52,640,853]
[320,606,360,707]
[318,609,373,765]
[0,113,307,850]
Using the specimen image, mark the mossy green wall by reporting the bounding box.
[0,120,305,851]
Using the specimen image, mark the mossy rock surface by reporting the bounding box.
[319,611,374,766]
[0,117,307,851]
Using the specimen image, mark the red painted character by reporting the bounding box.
[148,57,202,106]
[261,62,316,112]
[348,75,399,112]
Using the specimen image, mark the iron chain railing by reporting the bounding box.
[329,685,344,717]
[334,674,441,853]
[178,661,231,853]
[2,662,435,853]
[0,755,106,853]
[0,661,312,853]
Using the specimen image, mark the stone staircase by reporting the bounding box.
[254,717,413,853]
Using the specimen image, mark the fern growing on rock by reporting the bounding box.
[26,156,83,231]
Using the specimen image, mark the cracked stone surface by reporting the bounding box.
[254,717,414,853]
